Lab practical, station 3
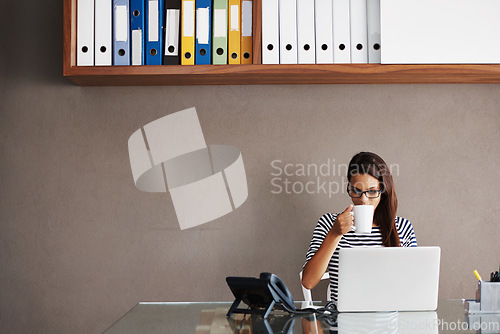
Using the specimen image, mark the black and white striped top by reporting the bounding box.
[303,213,418,302]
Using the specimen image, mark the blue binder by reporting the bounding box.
[195,0,212,64]
[145,0,165,65]
[130,0,145,65]
[113,0,131,65]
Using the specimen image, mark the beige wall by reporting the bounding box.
[2,2,500,333]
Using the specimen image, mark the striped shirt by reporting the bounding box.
[303,213,418,302]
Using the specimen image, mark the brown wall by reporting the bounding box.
[1,1,500,333]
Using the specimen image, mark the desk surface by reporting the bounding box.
[103,300,500,334]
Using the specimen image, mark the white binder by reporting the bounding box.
[77,0,94,66]
[332,0,351,63]
[367,0,381,63]
[262,0,279,64]
[95,0,112,66]
[279,0,298,64]
[315,0,333,64]
[349,0,368,63]
[297,0,316,64]
[381,0,500,64]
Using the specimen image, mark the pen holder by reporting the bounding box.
[465,281,500,314]
[477,281,500,312]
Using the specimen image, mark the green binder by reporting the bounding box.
[212,0,228,64]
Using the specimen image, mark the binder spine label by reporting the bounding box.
[214,9,228,37]
[115,6,128,42]
[183,1,195,37]
[242,1,252,37]
[148,0,159,42]
[230,5,240,31]
[165,10,180,56]
[132,30,143,65]
[196,8,210,44]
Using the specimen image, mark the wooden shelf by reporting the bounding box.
[63,0,500,86]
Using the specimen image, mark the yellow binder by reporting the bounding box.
[181,0,195,65]
[228,0,241,64]
[240,0,253,64]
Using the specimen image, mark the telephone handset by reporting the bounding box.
[226,272,296,318]
[260,272,295,311]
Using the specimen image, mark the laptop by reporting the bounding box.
[337,246,441,312]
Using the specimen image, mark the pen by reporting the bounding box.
[473,270,482,281]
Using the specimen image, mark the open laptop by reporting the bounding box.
[337,246,441,312]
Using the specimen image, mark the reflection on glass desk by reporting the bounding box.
[103,300,500,334]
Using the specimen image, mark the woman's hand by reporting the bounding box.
[330,204,354,237]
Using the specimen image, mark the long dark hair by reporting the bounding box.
[347,152,400,247]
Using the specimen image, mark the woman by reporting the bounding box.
[301,152,417,303]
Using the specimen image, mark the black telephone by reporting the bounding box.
[226,272,296,319]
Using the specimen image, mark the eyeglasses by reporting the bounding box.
[347,186,382,198]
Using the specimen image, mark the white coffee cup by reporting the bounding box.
[350,205,374,234]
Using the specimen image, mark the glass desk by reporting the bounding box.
[103,300,500,334]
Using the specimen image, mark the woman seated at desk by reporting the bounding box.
[301,152,417,303]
